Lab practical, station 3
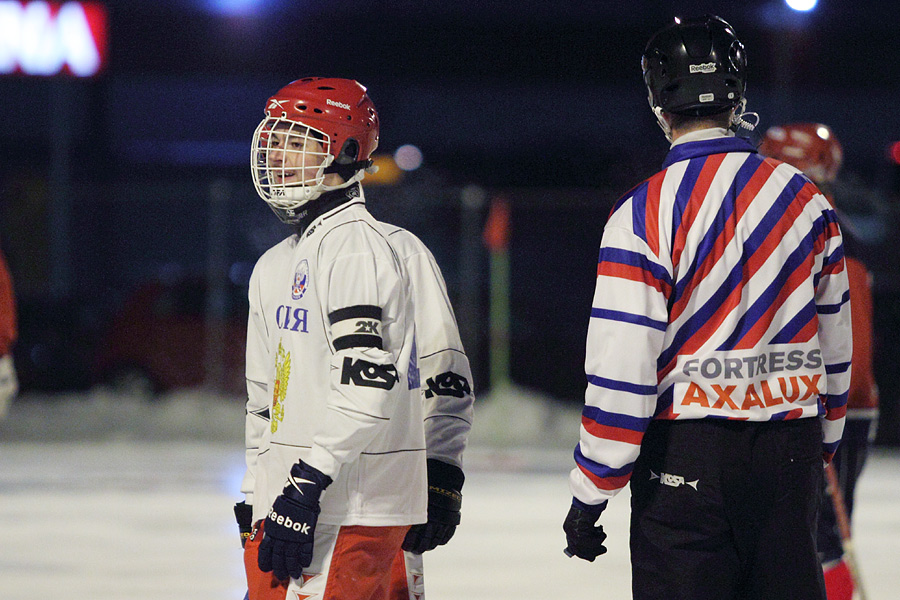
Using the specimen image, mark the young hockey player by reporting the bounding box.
[563,16,851,600]
[235,77,473,600]
[761,123,877,600]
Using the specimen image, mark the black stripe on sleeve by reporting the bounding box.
[328,304,383,325]
[333,334,384,351]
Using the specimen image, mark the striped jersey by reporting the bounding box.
[570,129,851,508]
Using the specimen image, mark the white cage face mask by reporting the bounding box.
[251,118,334,209]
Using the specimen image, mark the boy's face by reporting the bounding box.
[266,130,325,185]
[266,126,328,186]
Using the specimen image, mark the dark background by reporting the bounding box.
[3,0,900,442]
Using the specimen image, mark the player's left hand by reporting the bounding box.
[563,500,608,561]
[257,460,332,580]
[402,459,464,554]
[233,501,253,548]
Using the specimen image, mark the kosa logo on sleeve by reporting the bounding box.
[424,371,471,399]
[340,357,399,390]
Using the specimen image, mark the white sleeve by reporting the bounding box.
[241,261,271,504]
[405,246,474,469]
[305,248,412,479]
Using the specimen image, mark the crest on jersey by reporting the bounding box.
[271,340,290,433]
[292,259,309,300]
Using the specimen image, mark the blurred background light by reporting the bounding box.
[394,144,424,172]
[785,0,817,11]
[889,141,900,166]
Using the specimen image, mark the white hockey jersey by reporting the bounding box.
[242,189,426,527]
[380,224,475,469]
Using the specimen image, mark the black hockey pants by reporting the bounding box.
[630,418,826,600]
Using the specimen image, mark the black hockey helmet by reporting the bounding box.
[641,15,747,117]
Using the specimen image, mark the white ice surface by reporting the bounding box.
[1,389,898,599]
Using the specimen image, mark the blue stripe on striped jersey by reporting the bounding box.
[661,136,758,169]
[574,444,635,479]
[653,384,674,416]
[671,157,706,243]
[590,307,667,331]
[670,154,762,306]
[826,361,851,375]
[817,290,851,314]
[629,181,651,243]
[597,247,673,287]
[828,390,849,408]
[587,374,657,396]
[823,438,841,456]
[582,404,652,433]
[769,300,816,344]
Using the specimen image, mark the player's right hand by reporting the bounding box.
[563,500,608,562]
[257,460,332,580]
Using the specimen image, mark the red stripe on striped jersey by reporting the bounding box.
[581,416,644,445]
[597,262,672,296]
[577,464,632,491]
[814,219,843,256]
[790,313,819,343]
[783,408,805,420]
[821,257,846,277]
[645,172,664,258]
[672,153,726,269]
[826,403,847,421]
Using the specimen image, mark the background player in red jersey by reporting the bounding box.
[0,244,18,419]
[564,16,851,600]
[761,123,877,600]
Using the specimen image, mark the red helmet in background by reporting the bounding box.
[251,77,380,222]
[759,123,843,184]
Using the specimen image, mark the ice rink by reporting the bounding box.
[2,391,899,599]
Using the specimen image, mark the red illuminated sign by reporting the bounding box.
[0,1,108,77]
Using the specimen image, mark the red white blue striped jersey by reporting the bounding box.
[570,129,851,508]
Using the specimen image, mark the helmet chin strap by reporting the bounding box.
[730,98,760,134]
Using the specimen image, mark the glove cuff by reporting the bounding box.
[426,458,464,491]
[282,460,333,504]
[571,497,607,517]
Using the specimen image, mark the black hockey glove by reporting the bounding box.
[563,499,608,562]
[233,501,253,548]
[257,460,332,581]
[402,459,464,554]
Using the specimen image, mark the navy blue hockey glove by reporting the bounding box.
[563,499,608,561]
[402,459,464,554]
[233,501,253,548]
[257,460,332,581]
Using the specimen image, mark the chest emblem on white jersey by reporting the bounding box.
[271,340,291,433]
[292,259,309,300]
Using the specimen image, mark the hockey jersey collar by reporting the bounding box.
[293,184,365,236]
[662,130,757,170]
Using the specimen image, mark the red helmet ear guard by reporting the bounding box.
[759,123,843,184]
[264,77,379,166]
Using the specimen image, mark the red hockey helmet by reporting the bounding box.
[759,123,843,184]
[251,78,380,221]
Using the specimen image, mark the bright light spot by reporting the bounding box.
[816,126,830,140]
[785,0,817,11]
[205,0,264,17]
[394,144,423,171]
